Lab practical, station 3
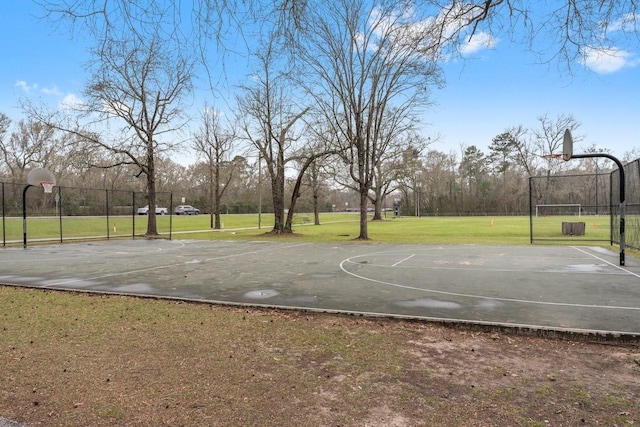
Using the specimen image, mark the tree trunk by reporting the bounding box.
[209,160,215,229]
[371,186,383,221]
[145,149,158,236]
[285,168,306,231]
[313,190,320,225]
[357,184,369,240]
[214,159,222,230]
[271,169,287,234]
[214,201,222,229]
[311,161,321,225]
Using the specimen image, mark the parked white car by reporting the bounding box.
[137,205,168,215]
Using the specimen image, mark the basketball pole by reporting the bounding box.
[570,152,626,266]
[562,129,626,266]
[22,184,33,249]
[23,168,57,248]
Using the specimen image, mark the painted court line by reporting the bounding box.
[392,254,415,267]
[339,250,640,311]
[571,246,640,279]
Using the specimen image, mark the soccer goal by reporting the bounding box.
[535,204,581,218]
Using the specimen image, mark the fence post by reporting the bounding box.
[132,191,136,240]
[610,172,613,246]
[528,177,533,244]
[2,182,5,247]
[106,189,110,240]
[22,185,32,248]
[58,187,63,243]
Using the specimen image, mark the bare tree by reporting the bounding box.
[0,113,12,178]
[623,147,640,163]
[533,113,582,174]
[502,125,539,177]
[418,1,640,73]
[370,132,432,220]
[29,1,195,237]
[422,149,459,214]
[35,36,193,236]
[394,145,428,217]
[298,0,442,239]
[236,35,319,234]
[303,158,326,225]
[0,119,60,184]
[193,106,238,229]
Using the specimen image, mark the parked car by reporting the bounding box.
[175,205,200,215]
[137,205,168,215]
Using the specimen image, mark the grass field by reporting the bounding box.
[0,212,618,246]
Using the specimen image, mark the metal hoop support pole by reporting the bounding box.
[570,153,626,266]
[22,184,33,249]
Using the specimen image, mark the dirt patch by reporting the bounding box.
[0,287,639,426]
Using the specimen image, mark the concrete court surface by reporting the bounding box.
[1,239,640,339]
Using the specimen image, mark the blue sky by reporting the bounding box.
[1,1,639,164]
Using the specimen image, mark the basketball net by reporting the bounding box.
[41,182,55,193]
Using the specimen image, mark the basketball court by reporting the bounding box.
[1,239,640,339]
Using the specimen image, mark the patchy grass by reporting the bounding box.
[1,286,639,426]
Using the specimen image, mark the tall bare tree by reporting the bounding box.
[370,132,432,220]
[298,0,442,239]
[193,106,237,229]
[35,2,194,236]
[0,119,59,184]
[503,125,538,177]
[422,149,459,214]
[533,114,582,174]
[236,35,315,234]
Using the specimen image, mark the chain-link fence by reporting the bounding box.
[529,173,612,244]
[1,181,172,247]
[530,158,640,250]
[612,158,640,250]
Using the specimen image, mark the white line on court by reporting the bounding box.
[392,254,415,267]
[338,251,640,311]
[343,256,627,276]
[571,246,640,279]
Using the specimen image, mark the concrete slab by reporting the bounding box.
[2,240,639,339]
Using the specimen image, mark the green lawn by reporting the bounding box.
[1,212,616,247]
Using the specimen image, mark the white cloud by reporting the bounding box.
[582,46,638,74]
[607,13,640,34]
[15,80,38,92]
[58,93,84,110]
[16,81,67,97]
[41,85,63,96]
[460,32,499,55]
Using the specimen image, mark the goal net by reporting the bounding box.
[535,204,581,217]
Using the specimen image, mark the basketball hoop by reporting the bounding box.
[27,168,57,190]
[541,131,574,162]
[563,129,573,161]
[40,182,55,193]
[23,167,57,249]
